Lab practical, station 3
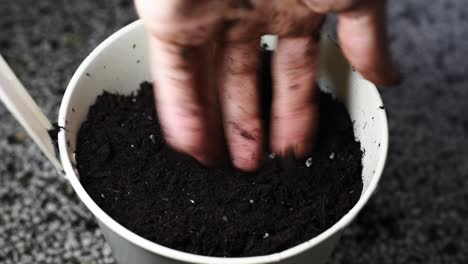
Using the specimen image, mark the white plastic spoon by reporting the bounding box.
[0,54,62,172]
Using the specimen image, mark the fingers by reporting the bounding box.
[149,36,223,165]
[337,0,400,85]
[270,36,320,157]
[220,41,263,171]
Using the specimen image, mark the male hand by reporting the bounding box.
[135,0,399,171]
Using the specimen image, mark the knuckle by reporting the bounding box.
[149,23,215,46]
[276,40,318,79]
[139,2,221,46]
[278,55,316,80]
[223,47,258,75]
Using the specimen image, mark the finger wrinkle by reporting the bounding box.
[273,104,317,120]
[174,105,202,118]
[179,47,190,59]
[283,63,315,79]
[222,18,240,33]
[234,104,257,117]
[161,70,195,86]
[163,62,192,72]
[228,0,255,10]
[224,60,258,75]
[288,83,300,90]
[228,121,259,142]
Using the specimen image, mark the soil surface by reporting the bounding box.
[76,53,363,257]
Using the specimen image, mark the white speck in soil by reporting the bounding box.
[329,152,335,159]
[268,152,276,159]
[100,193,105,198]
[120,123,124,127]
[149,134,155,144]
[249,199,254,204]
[305,157,313,167]
[263,233,269,239]
[107,188,119,193]
[222,216,228,221]
[130,144,134,148]
[132,98,136,103]
[190,199,195,204]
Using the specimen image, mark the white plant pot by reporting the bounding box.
[57,20,388,264]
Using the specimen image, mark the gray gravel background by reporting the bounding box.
[0,0,467,263]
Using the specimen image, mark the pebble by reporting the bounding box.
[13,131,27,143]
[103,244,112,256]
[305,157,313,167]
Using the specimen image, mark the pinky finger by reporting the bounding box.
[338,1,400,85]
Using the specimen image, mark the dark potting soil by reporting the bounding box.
[76,52,363,257]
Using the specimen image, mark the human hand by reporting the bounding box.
[135,0,399,171]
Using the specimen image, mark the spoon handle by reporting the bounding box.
[0,54,62,172]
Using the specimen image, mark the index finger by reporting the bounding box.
[149,37,223,165]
